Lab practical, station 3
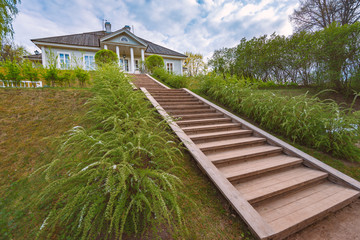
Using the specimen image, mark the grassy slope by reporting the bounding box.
[0,88,254,240]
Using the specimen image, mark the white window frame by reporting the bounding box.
[58,52,71,69]
[83,54,95,70]
[166,62,173,73]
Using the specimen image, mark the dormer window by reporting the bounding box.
[120,36,129,42]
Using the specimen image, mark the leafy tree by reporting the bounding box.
[145,54,164,73]
[95,49,118,65]
[183,52,206,76]
[22,60,39,87]
[290,0,360,32]
[0,0,20,39]
[0,39,28,62]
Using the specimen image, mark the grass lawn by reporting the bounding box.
[0,88,254,240]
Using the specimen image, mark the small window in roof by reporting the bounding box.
[120,36,129,42]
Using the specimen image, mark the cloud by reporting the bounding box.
[13,0,298,59]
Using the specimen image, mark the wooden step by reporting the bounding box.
[157,99,199,103]
[162,105,208,110]
[182,123,241,134]
[198,137,266,153]
[177,118,232,127]
[188,129,253,143]
[153,96,195,101]
[218,155,303,181]
[208,145,283,164]
[150,93,191,97]
[160,101,203,106]
[172,112,224,120]
[168,108,217,115]
[254,182,360,238]
[234,167,328,204]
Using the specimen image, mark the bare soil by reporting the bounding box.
[287,199,360,240]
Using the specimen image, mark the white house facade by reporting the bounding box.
[27,23,187,75]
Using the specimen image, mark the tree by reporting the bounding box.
[290,0,360,32]
[183,52,206,76]
[94,49,118,65]
[0,0,20,39]
[0,39,28,62]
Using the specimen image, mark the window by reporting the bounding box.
[166,63,173,73]
[84,55,95,70]
[135,60,139,70]
[120,36,129,42]
[58,53,70,69]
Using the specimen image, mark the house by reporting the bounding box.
[26,22,187,74]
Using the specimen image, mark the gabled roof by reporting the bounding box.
[31,28,187,58]
[100,28,147,47]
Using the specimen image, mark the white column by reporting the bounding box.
[41,46,46,67]
[141,49,145,72]
[104,44,108,50]
[130,47,135,73]
[180,60,183,75]
[116,46,120,66]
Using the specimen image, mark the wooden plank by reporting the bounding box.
[140,87,276,240]
[188,129,253,142]
[218,155,303,181]
[145,74,171,89]
[197,137,266,151]
[176,117,232,126]
[207,145,283,164]
[183,88,360,191]
[234,167,328,203]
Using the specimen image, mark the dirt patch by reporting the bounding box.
[287,199,360,240]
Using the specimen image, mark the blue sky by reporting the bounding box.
[13,0,299,60]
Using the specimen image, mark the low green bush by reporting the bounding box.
[145,55,164,73]
[2,60,22,86]
[95,49,118,65]
[22,60,39,87]
[33,64,186,239]
[152,67,189,88]
[198,74,360,161]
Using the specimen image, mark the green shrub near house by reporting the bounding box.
[145,55,164,73]
[152,67,189,88]
[95,49,119,65]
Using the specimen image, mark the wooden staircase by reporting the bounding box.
[130,74,360,240]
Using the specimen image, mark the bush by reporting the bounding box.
[74,67,90,87]
[42,65,59,87]
[95,49,118,65]
[33,64,186,239]
[152,67,189,88]
[145,55,164,73]
[198,74,360,161]
[2,60,22,86]
[22,60,39,87]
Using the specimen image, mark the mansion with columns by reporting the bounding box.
[26,22,187,75]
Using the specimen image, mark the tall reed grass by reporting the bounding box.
[33,64,186,239]
[199,74,360,161]
[152,67,189,88]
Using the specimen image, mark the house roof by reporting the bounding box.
[23,53,42,60]
[31,29,187,58]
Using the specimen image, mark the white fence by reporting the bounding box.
[0,80,43,88]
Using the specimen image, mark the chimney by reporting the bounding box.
[124,25,131,31]
[105,21,111,33]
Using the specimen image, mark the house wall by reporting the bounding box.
[42,47,97,69]
[163,58,183,75]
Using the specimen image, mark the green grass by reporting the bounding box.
[0,73,254,239]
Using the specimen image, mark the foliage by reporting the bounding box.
[21,60,39,87]
[1,59,22,86]
[209,23,360,93]
[183,52,206,76]
[0,38,29,62]
[94,49,118,65]
[145,55,164,73]
[152,67,189,88]
[74,67,90,87]
[33,64,186,239]
[198,73,360,161]
[0,0,20,39]
[290,0,360,32]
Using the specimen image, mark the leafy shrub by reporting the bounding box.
[42,65,59,87]
[74,67,90,87]
[2,60,22,86]
[34,64,186,239]
[152,67,189,88]
[22,60,39,87]
[199,74,360,161]
[95,49,118,65]
[145,55,164,73]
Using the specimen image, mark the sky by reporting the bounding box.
[12,0,299,60]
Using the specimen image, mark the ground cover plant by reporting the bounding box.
[197,74,360,161]
[152,67,190,88]
[31,64,188,240]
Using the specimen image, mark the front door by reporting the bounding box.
[120,59,129,72]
